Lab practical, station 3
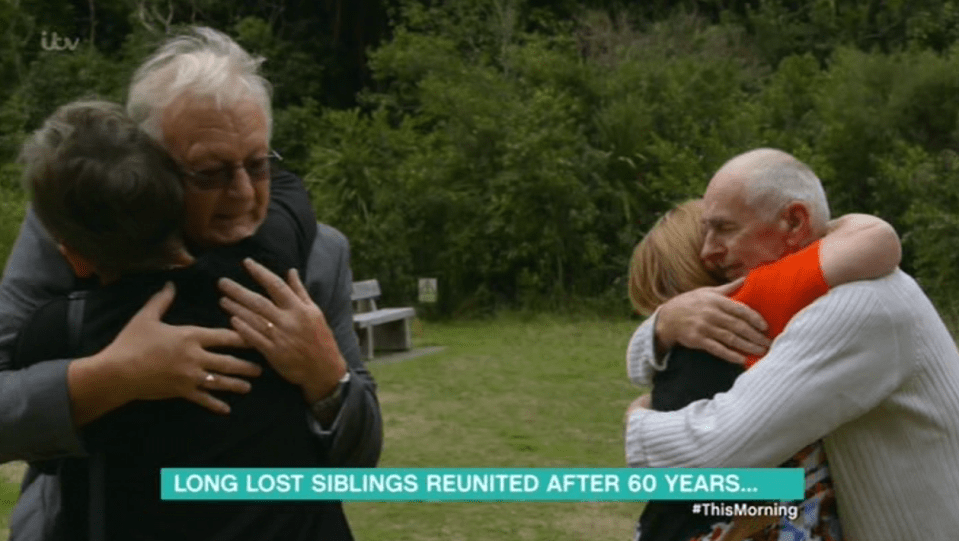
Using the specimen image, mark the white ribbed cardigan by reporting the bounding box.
[625,270,959,541]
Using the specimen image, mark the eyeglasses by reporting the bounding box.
[180,150,283,190]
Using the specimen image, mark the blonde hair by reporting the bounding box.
[629,200,721,316]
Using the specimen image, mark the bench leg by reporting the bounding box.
[355,326,374,360]
[372,318,412,352]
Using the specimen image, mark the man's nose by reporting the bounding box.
[226,167,255,198]
[700,231,723,263]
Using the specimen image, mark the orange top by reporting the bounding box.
[731,239,828,369]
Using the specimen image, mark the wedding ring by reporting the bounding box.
[266,321,274,330]
[205,373,216,384]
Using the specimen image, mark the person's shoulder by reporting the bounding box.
[270,167,304,186]
[315,222,350,251]
[828,269,919,302]
[822,269,940,333]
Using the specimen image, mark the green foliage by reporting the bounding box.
[13,46,124,132]
[802,46,959,284]
[305,6,779,313]
[308,30,613,312]
[0,181,27,272]
[3,0,959,314]
[875,146,959,313]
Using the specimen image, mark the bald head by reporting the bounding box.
[700,148,830,279]
[714,148,830,230]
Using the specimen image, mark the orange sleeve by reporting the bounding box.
[731,239,829,369]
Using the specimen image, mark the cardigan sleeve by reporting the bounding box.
[626,282,908,468]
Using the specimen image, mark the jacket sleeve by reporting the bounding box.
[0,208,84,462]
[303,222,383,467]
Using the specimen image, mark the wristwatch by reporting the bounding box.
[310,371,351,421]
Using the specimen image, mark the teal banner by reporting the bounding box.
[160,468,803,501]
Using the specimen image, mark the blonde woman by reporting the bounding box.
[628,199,900,541]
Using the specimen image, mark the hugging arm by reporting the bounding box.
[629,213,902,385]
[820,214,900,286]
[627,279,765,386]
[0,210,257,463]
[217,223,382,467]
[625,285,905,468]
[0,208,83,462]
[302,225,382,467]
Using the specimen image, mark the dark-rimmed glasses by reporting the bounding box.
[180,149,283,190]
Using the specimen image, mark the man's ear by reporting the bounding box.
[57,243,97,279]
[780,201,813,249]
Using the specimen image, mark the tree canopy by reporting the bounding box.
[3,0,959,315]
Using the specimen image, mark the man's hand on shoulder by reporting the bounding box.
[654,280,770,365]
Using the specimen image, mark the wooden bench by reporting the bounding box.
[352,279,416,360]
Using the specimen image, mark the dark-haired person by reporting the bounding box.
[12,98,337,540]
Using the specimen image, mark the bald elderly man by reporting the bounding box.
[626,148,959,541]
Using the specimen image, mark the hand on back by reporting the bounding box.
[654,279,770,365]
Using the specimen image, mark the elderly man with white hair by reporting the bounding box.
[626,148,959,540]
[0,27,380,540]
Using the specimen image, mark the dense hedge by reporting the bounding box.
[305,6,959,314]
[4,1,959,316]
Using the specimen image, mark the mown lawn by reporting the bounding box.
[0,462,24,540]
[347,314,642,541]
[0,314,645,541]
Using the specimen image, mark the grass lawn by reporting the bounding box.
[0,313,645,541]
[0,462,25,541]
[347,314,642,541]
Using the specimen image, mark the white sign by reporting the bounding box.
[418,278,437,303]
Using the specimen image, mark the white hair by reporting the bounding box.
[127,26,273,143]
[724,148,830,229]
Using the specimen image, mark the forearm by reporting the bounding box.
[314,366,383,467]
[67,351,138,427]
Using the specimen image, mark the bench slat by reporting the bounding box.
[351,279,381,301]
[354,307,415,328]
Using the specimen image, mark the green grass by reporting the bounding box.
[346,314,642,541]
[0,314,645,541]
[0,462,25,541]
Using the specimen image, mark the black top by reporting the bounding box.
[637,347,744,541]
[15,170,352,541]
